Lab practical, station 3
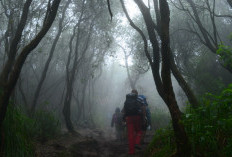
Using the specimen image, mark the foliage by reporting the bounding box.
[33,110,61,142]
[145,127,175,157]
[191,51,226,96]
[217,43,232,70]
[2,104,61,157]
[3,105,34,157]
[183,84,232,156]
[147,84,232,157]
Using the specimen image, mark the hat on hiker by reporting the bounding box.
[115,107,120,113]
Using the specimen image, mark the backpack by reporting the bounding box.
[124,93,141,116]
[138,95,151,127]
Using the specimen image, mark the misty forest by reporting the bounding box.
[0,0,232,156]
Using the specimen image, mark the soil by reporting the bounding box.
[35,128,154,157]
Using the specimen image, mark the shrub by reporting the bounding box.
[147,84,232,157]
[33,110,61,142]
[183,84,232,156]
[3,105,34,157]
[2,105,61,157]
[145,127,175,157]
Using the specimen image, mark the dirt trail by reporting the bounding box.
[35,128,154,157]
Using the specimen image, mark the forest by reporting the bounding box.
[0,0,232,156]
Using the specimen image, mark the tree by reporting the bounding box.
[118,45,142,90]
[0,0,61,151]
[31,0,71,114]
[62,0,105,132]
[120,0,191,156]
[172,0,232,73]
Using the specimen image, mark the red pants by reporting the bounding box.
[126,115,142,154]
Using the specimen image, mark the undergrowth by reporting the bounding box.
[146,84,232,157]
[145,127,175,157]
[3,105,34,157]
[2,104,60,157]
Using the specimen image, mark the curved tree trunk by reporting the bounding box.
[170,52,198,107]
[153,0,198,107]
[160,0,191,156]
[0,0,61,152]
[0,0,61,130]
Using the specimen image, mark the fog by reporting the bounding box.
[0,0,231,135]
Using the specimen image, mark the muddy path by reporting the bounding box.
[35,128,154,157]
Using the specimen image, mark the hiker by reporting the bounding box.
[123,89,146,155]
[111,107,124,141]
[138,94,151,144]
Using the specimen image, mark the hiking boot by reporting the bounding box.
[135,144,141,150]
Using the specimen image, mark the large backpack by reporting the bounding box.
[138,95,151,127]
[124,93,141,116]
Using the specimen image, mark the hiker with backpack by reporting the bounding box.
[111,107,124,141]
[137,94,151,144]
[123,89,146,155]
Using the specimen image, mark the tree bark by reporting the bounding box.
[160,0,191,156]
[152,0,198,107]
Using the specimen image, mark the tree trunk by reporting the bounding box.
[0,0,61,130]
[18,76,29,112]
[120,45,136,89]
[152,0,198,107]
[121,0,191,156]
[63,95,73,132]
[62,24,78,133]
[170,52,198,107]
[160,0,191,156]
[62,6,94,132]
[0,0,61,151]
[0,0,32,85]
[81,81,88,121]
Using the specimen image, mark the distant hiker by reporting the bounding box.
[138,94,151,144]
[123,89,145,155]
[111,107,124,141]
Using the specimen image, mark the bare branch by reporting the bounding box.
[120,0,153,65]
